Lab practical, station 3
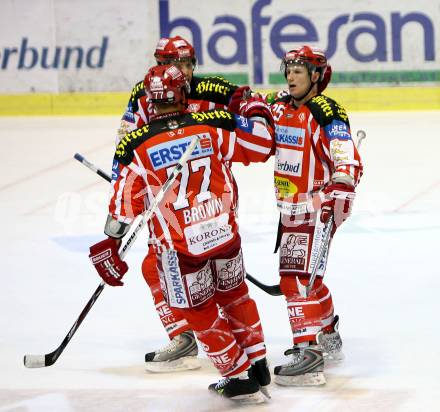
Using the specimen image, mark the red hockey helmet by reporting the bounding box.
[317,64,332,93]
[154,36,196,66]
[281,46,329,84]
[144,64,191,104]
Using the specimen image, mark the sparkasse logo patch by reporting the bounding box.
[275,125,305,147]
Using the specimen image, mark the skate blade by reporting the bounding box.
[231,391,266,405]
[260,385,271,399]
[145,356,201,373]
[274,371,326,387]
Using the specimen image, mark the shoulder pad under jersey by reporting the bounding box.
[114,110,236,165]
[185,109,237,130]
[190,76,238,105]
[306,94,350,127]
[129,80,146,113]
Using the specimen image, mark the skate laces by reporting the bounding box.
[215,371,249,389]
[321,333,342,353]
[157,335,181,354]
[284,347,303,365]
[215,377,231,389]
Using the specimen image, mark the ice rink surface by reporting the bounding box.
[1,111,439,411]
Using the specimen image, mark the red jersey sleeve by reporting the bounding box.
[217,115,274,165]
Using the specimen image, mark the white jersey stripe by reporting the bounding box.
[115,167,128,217]
[216,128,224,161]
[224,131,236,161]
[226,351,249,376]
[236,137,271,154]
[244,342,265,354]
[207,339,237,356]
[287,300,321,307]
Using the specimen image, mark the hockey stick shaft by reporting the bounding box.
[74,153,112,183]
[24,136,200,368]
[119,135,200,259]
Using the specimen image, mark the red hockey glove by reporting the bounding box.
[228,86,251,114]
[89,238,128,286]
[320,183,356,228]
[239,95,274,129]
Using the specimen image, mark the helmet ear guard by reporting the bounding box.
[144,64,191,105]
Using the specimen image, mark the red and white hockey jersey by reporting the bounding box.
[109,110,274,257]
[271,94,363,215]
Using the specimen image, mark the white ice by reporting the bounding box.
[1,112,439,411]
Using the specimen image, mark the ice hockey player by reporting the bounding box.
[115,36,252,372]
[269,46,363,386]
[89,64,274,403]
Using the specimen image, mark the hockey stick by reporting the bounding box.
[296,218,333,298]
[23,135,201,368]
[73,153,112,183]
[245,273,282,296]
[73,153,280,296]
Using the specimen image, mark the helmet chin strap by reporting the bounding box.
[292,75,319,102]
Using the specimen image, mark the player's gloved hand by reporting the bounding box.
[320,183,355,228]
[239,95,274,129]
[89,238,128,286]
[228,86,251,114]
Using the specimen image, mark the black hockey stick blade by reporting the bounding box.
[246,273,282,296]
[23,282,105,368]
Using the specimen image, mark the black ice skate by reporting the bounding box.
[317,315,344,361]
[250,358,271,398]
[274,346,325,386]
[144,331,200,372]
[209,369,265,404]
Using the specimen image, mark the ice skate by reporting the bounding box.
[144,331,200,372]
[209,370,265,405]
[274,346,325,386]
[318,315,344,361]
[250,357,271,398]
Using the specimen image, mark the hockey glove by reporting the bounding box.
[228,86,251,114]
[239,95,274,129]
[89,238,128,286]
[320,183,356,228]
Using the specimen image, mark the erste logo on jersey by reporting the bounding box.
[275,125,305,147]
[148,133,214,171]
[325,120,351,140]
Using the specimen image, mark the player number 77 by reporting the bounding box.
[167,156,212,210]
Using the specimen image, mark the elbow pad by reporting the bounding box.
[104,215,131,239]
